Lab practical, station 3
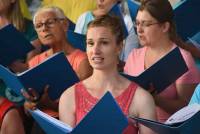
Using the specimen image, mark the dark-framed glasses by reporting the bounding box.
[133,20,160,28]
[35,18,65,31]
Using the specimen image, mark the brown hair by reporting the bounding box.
[6,0,25,32]
[87,14,124,44]
[138,0,178,42]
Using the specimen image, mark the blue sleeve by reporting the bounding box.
[189,84,200,105]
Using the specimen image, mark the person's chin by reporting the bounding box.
[139,40,147,46]
[42,40,55,46]
[92,65,104,70]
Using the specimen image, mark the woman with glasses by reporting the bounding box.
[124,0,200,122]
[24,5,92,113]
[22,6,93,134]
[30,6,92,81]
[59,15,156,134]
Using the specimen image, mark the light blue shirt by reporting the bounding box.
[74,11,94,35]
[189,84,200,105]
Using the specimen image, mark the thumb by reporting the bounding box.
[148,83,156,94]
[44,85,50,94]
[21,89,30,99]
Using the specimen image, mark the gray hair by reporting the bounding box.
[33,6,66,24]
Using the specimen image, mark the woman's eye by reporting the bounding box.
[101,41,108,45]
[87,42,94,46]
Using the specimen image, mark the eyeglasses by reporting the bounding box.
[133,20,160,28]
[35,18,65,31]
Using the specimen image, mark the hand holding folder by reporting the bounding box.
[0,52,80,100]
[30,92,128,134]
[122,47,188,94]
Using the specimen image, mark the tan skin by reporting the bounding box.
[23,10,92,112]
[8,60,28,73]
[0,0,14,25]
[92,0,126,71]
[59,26,156,134]
[93,0,118,17]
[136,10,198,114]
[0,101,25,134]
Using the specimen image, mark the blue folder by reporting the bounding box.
[0,24,34,66]
[109,3,129,39]
[68,19,76,31]
[67,30,86,51]
[173,0,200,41]
[0,52,79,100]
[30,92,128,134]
[127,0,140,21]
[122,47,188,93]
[130,111,200,134]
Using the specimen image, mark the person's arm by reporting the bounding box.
[59,86,76,128]
[154,84,197,114]
[77,58,93,80]
[1,109,25,134]
[184,43,200,59]
[154,49,200,114]
[130,87,157,134]
[174,36,200,59]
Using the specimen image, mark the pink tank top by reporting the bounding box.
[74,82,139,134]
[124,45,200,122]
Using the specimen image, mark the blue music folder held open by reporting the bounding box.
[0,24,34,66]
[30,92,128,134]
[122,47,188,93]
[0,52,79,100]
[67,30,86,51]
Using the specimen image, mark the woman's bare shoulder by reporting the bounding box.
[130,86,156,117]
